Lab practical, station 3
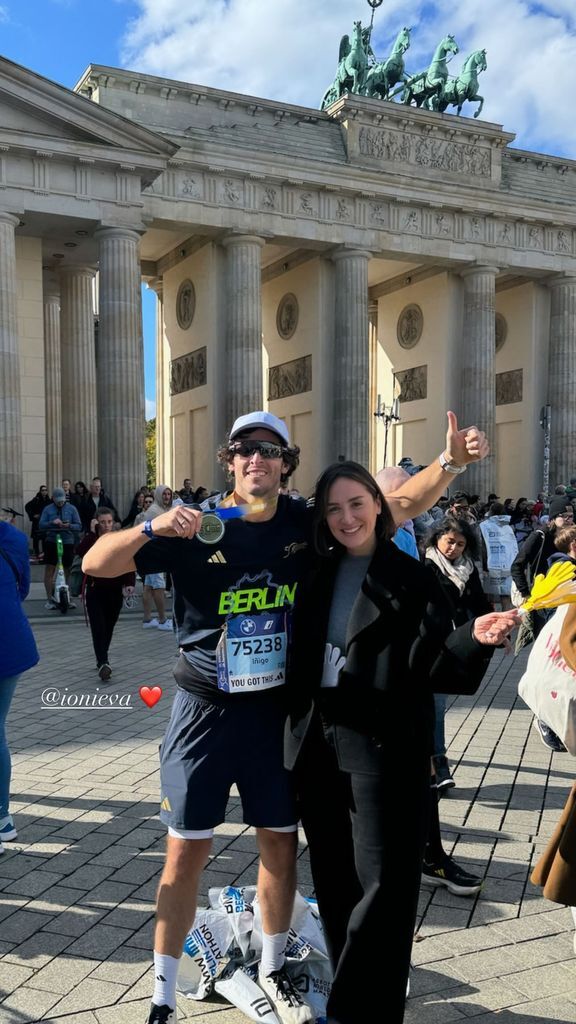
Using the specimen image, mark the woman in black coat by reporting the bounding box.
[286,462,517,1024]
[24,485,50,558]
[424,515,493,793]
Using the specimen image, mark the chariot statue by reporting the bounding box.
[319,0,488,120]
[402,34,459,111]
[365,26,412,101]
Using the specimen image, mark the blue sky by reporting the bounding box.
[1,0,575,416]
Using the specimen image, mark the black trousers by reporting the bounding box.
[294,711,430,1024]
[85,587,123,667]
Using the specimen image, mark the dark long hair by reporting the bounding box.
[312,461,396,557]
[423,515,481,562]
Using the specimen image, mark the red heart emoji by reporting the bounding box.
[139,686,162,708]
[551,691,558,699]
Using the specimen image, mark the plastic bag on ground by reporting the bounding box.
[177,886,331,1022]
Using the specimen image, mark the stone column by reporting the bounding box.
[331,249,371,465]
[222,234,265,426]
[95,227,146,522]
[43,287,62,488]
[368,300,378,474]
[548,275,576,486]
[149,278,165,484]
[0,212,22,516]
[60,266,98,484]
[460,265,498,498]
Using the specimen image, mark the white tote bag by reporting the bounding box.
[518,605,576,755]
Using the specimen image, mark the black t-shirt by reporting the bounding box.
[134,496,312,703]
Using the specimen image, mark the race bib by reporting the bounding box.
[216,612,288,693]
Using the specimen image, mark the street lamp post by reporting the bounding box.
[374,391,401,468]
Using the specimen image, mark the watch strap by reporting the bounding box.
[439,451,467,475]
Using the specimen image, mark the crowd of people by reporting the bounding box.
[3,418,576,1024]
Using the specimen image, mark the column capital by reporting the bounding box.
[0,211,20,229]
[147,277,164,299]
[546,273,576,291]
[460,263,500,280]
[59,264,97,280]
[94,226,142,245]
[331,248,372,264]
[221,233,266,250]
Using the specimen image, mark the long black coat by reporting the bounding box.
[285,540,494,771]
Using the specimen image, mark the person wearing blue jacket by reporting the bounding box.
[0,517,39,852]
[38,487,82,608]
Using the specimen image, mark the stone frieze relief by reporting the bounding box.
[147,168,576,260]
[357,126,492,179]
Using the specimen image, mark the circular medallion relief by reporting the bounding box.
[495,312,507,352]
[276,293,299,340]
[397,304,423,349]
[176,279,196,330]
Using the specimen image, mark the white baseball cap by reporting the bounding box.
[229,411,290,446]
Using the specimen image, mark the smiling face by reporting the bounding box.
[228,429,289,504]
[437,529,467,562]
[325,477,381,557]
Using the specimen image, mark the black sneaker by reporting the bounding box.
[146,1004,177,1024]
[258,965,314,1024]
[422,856,483,896]
[533,718,567,753]
[98,663,112,682]
[432,755,455,790]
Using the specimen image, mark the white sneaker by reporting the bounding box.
[157,620,173,632]
[143,619,159,629]
[257,966,314,1024]
[44,600,57,610]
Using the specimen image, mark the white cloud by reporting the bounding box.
[145,398,156,420]
[0,5,9,22]
[121,0,576,156]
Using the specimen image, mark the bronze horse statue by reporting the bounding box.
[366,26,412,100]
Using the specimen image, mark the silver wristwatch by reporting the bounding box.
[438,451,467,475]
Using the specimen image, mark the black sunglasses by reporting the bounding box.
[229,440,286,460]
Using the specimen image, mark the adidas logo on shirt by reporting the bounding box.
[207,551,227,564]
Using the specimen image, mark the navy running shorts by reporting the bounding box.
[159,687,298,831]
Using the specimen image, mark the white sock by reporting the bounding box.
[152,951,180,1009]
[260,931,289,976]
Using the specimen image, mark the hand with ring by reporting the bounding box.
[152,506,202,539]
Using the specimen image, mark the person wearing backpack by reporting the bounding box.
[0,513,39,852]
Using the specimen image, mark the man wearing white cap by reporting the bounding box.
[83,409,488,1024]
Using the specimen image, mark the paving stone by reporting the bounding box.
[45,977,128,1016]
[64,923,133,959]
[507,955,576,991]
[1,909,55,944]
[0,985,62,1019]
[2,930,74,969]
[3,868,65,898]
[42,905,107,937]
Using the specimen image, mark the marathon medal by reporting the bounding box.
[197,512,225,545]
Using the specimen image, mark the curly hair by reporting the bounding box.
[423,515,481,562]
[216,436,300,485]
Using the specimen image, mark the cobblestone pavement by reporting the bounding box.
[1,617,575,1022]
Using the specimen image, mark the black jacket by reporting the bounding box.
[285,541,493,771]
[424,559,493,626]
[82,492,119,530]
[511,528,555,598]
